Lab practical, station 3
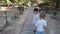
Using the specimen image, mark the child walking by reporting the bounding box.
[33,8,39,33]
[33,8,39,26]
[36,13,49,34]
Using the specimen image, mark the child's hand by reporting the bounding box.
[44,26,49,31]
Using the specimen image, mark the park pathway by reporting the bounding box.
[21,7,35,34]
[21,7,60,34]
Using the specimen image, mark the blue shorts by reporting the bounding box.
[36,31,44,34]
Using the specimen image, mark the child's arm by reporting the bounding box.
[36,21,39,27]
[44,26,49,31]
[44,21,49,31]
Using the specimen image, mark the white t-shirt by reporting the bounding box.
[36,19,47,32]
[33,14,39,26]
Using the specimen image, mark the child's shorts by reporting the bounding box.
[36,31,44,34]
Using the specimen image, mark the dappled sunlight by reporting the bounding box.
[0,0,60,34]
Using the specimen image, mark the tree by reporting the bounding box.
[43,0,60,16]
[45,0,60,8]
[9,0,15,3]
[49,0,60,16]
[1,0,6,4]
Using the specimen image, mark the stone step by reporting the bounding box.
[24,24,34,27]
[23,28,35,31]
[25,23,33,24]
[22,31,34,34]
[49,29,55,34]
[24,26,35,28]
[24,25,35,27]
[23,27,35,31]
[25,23,33,25]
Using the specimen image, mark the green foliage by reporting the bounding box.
[9,0,30,5]
[43,0,60,8]
[30,0,36,3]
[15,0,19,3]
[17,6,24,14]
[1,0,6,3]
[49,0,60,3]
[46,0,60,3]
[11,14,19,21]
[9,0,14,3]
[0,0,36,6]
[9,0,30,3]
[7,0,11,4]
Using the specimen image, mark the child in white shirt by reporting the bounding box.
[33,8,39,26]
[33,8,39,33]
[36,13,49,34]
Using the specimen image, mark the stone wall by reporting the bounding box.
[0,8,19,32]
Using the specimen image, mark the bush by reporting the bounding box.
[11,13,19,21]
[17,6,24,14]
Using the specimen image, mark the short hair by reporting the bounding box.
[33,8,38,12]
[40,12,46,18]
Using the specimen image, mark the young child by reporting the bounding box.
[33,8,39,26]
[36,13,49,34]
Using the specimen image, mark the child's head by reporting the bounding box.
[33,8,38,14]
[40,12,46,19]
